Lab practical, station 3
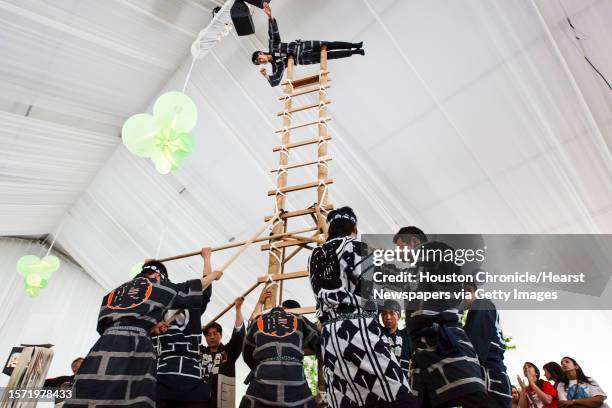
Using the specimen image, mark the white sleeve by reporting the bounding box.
[587,380,607,398]
[557,383,568,400]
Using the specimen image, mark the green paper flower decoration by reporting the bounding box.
[17,255,60,298]
[122,92,198,174]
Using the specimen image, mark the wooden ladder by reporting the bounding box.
[262,46,332,310]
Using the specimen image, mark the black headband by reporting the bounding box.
[328,212,357,224]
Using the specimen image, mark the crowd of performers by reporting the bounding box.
[51,207,608,408]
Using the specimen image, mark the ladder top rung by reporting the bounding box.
[277,100,332,116]
[279,84,330,100]
[264,205,334,221]
[275,117,331,133]
[267,179,334,196]
[272,135,331,152]
[281,71,330,88]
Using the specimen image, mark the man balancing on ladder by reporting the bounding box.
[252,3,364,86]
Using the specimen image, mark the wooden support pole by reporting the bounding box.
[285,306,316,315]
[257,270,309,283]
[157,216,280,263]
[317,46,330,237]
[202,281,261,329]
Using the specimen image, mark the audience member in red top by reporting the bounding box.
[518,362,558,408]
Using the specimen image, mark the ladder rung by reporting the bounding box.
[267,179,334,196]
[281,71,329,88]
[286,306,316,315]
[272,135,331,152]
[277,100,332,116]
[275,117,331,133]
[264,205,334,221]
[279,84,330,100]
[261,239,313,251]
[257,270,309,283]
[270,155,332,173]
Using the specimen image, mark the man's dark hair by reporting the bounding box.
[382,299,401,313]
[203,322,223,336]
[282,299,301,309]
[327,206,357,240]
[252,51,263,65]
[136,260,168,280]
[393,226,428,245]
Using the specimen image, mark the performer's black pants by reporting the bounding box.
[321,41,360,50]
[158,400,208,408]
[421,390,497,408]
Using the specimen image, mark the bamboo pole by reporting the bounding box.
[202,281,261,329]
[156,215,292,263]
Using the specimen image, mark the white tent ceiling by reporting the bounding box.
[1,0,611,385]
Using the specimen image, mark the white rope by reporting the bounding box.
[155,223,168,259]
[181,56,198,93]
[45,219,66,258]
[318,69,328,82]
[278,144,290,160]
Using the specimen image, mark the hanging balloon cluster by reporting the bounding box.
[122,92,198,175]
[121,5,236,175]
[16,255,60,298]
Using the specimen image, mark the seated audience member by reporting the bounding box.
[558,357,608,408]
[517,362,558,408]
[543,362,567,390]
[201,297,246,408]
[239,296,320,408]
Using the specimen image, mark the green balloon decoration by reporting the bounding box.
[16,255,60,298]
[122,92,198,174]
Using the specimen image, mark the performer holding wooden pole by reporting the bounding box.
[64,250,221,408]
